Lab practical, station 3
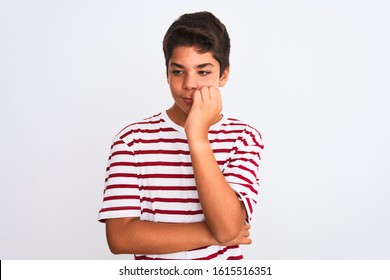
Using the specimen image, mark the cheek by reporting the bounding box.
[207,75,222,87]
[168,79,181,91]
[169,85,180,97]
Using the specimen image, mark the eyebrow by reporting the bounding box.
[169,62,214,69]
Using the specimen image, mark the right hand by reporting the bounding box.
[184,86,223,140]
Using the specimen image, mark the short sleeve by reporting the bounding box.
[222,126,263,222]
[98,135,141,222]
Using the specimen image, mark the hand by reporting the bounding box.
[219,223,252,246]
[184,86,222,140]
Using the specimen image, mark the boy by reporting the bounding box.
[98,11,263,260]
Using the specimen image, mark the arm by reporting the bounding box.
[185,87,246,243]
[106,217,251,255]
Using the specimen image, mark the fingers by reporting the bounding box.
[219,223,252,246]
[241,223,252,244]
[243,224,251,238]
[196,86,222,112]
[245,237,253,245]
[193,89,202,105]
[199,87,210,104]
[209,86,221,104]
[185,86,222,135]
[196,86,220,101]
[192,87,211,105]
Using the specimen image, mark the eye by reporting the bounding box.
[171,70,183,75]
[198,71,211,76]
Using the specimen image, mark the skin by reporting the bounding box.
[106,46,250,255]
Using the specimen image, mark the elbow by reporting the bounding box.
[215,235,235,244]
[213,226,241,244]
[209,216,245,244]
[107,236,137,255]
[108,245,122,255]
[106,226,135,255]
[107,237,125,255]
[109,247,121,255]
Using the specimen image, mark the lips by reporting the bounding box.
[182,97,193,105]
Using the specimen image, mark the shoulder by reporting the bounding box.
[114,112,169,143]
[221,117,263,148]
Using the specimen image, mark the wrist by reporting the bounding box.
[185,129,209,144]
[187,135,210,148]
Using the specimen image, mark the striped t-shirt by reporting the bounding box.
[98,111,263,260]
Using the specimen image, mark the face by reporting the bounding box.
[166,46,229,125]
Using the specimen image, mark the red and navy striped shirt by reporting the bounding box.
[98,111,263,259]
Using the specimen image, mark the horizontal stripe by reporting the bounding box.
[105,184,196,191]
[141,197,199,203]
[105,184,139,190]
[135,149,190,155]
[221,121,247,127]
[109,150,133,158]
[103,195,139,201]
[226,255,244,260]
[121,127,177,139]
[141,208,203,215]
[194,245,240,260]
[210,138,236,143]
[99,206,140,213]
[111,139,126,148]
[128,137,237,145]
[132,118,164,126]
[140,186,197,191]
[131,138,188,145]
[209,129,244,135]
[110,148,243,157]
[140,173,194,179]
[235,150,261,156]
[108,161,193,168]
[106,173,195,181]
[106,160,226,172]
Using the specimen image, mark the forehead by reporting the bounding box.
[169,46,219,68]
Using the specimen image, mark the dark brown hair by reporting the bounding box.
[163,11,230,77]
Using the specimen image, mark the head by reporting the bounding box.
[163,11,230,78]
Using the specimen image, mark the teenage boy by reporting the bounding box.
[98,11,264,260]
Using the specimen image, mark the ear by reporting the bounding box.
[218,66,230,87]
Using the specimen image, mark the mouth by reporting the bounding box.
[182,97,193,105]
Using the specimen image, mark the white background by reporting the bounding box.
[0,0,389,259]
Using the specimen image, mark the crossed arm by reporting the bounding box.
[106,218,250,255]
[106,87,250,255]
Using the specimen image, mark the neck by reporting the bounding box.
[166,105,188,127]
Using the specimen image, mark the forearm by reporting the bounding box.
[187,137,246,243]
[106,218,216,255]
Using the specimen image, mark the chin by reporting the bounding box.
[178,105,191,114]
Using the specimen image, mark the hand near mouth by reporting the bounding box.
[184,86,223,141]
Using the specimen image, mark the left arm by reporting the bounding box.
[185,86,246,243]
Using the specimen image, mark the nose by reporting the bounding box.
[182,73,198,91]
